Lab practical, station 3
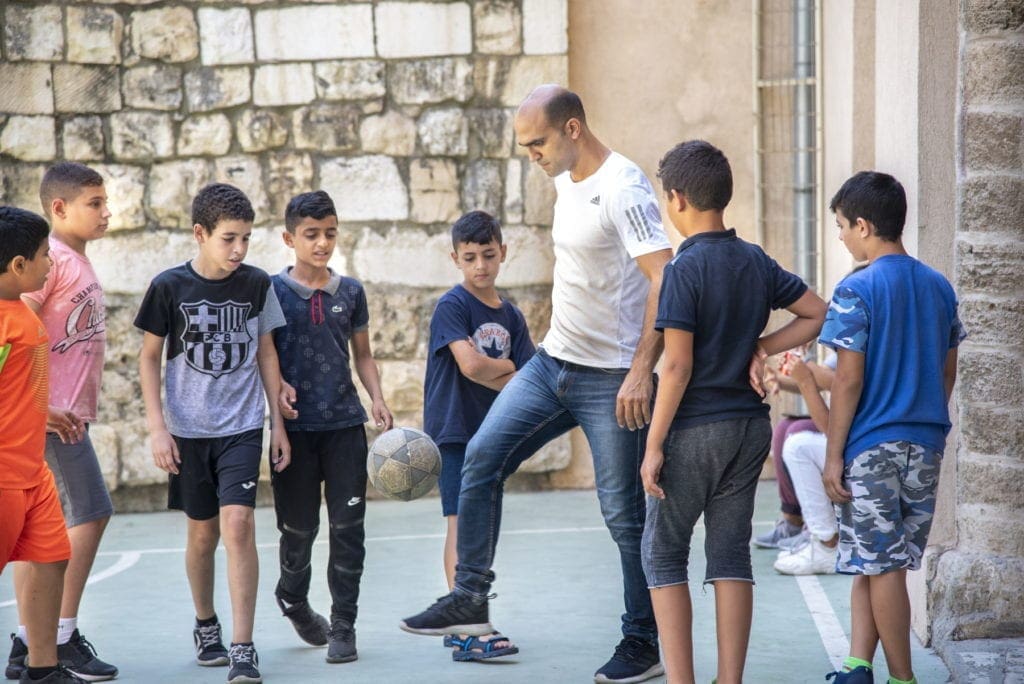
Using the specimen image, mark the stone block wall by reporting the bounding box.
[929,0,1024,643]
[0,0,581,506]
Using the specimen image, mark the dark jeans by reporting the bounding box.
[455,349,657,642]
[771,417,817,516]
[271,425,367,624]
[642,417,771,586]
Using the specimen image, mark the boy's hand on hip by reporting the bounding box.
[822,454,851,504]
[748,345,768,397]
[279,380,298,420]
[47,407,85,444]
[151,428,180,474]
[641,449,665,499]
[616,368,653,431]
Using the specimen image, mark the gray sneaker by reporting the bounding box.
[326,619,357,664]
[778,528,811,552]
[754,519,803,549]
[226,643,260,683]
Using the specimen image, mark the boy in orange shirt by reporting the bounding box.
[0,206,78,684]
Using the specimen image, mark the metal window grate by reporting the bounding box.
[753,0,824,293]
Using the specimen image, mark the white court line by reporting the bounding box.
[0,552,142,608]
[796,575,849,670]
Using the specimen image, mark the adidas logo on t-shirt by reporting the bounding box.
[590,195,601,205]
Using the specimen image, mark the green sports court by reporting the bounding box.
[0,484,950,684]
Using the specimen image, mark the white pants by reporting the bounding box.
[781,431,837,541]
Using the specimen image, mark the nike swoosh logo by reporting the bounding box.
[347,497,362,506]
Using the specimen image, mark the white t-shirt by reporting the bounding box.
[542,151,672,368]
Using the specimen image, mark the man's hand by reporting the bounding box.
[616,368,654,431]
[279,380,298,420]
[372,398,394,431]
[47,407,85,444]
[763,366,781,396]
[822,453,851,504]
[748,344,768,397]
[641,448,666,499]
[270,428,291,473]
[151,428,180,474]
[790,356,813,386]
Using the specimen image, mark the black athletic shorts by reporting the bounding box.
[169,429,263,520]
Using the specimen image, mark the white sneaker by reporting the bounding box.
[773,537,837,575]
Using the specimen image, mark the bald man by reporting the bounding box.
[402,86,672,684]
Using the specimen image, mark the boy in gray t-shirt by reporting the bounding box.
[135,183,290,684]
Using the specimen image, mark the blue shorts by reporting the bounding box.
[641,417,771,587]
[837,441,942,575]
[438,443,465,517]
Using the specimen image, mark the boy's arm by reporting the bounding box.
[641,328,693,499]
[943,347,958,402]
[618,248,672,431]
[257,332,291,472]
[790,358,830,432]
[823,348,864,504]
[749,290,828,396]
[21,296,84,443]
[448,339,516,391]
[139,331,180,474]
[350,329,394,431]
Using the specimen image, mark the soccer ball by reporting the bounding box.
[367,427,442,501]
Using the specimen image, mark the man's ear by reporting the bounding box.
[667,189,687,213]
[499,243,508,263]
[8,255,26,275]
[854,217,872,237]
[50,198,66,220]
[193,223,206,243]
[450,250,460,267]
[565,117,582,140]
[282,230,295,248]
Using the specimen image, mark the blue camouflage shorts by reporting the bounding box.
[836,441,942,575]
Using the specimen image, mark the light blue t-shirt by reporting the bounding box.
[819,254,966,462]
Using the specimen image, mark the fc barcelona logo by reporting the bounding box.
[179,300,252,378]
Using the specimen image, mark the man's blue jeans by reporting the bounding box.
[455,348,657,641]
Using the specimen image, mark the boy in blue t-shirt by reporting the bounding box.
[640,141,827,684]
[422,210,534,662]
[271,191,393,665]
[819,172,964,684]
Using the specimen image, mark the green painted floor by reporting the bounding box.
[0,483,950,683]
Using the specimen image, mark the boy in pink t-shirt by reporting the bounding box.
[7,163,118,682]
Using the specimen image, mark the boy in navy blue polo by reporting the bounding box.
[270,190,392,665]
[423,210,534,661]
[639,141,826,684]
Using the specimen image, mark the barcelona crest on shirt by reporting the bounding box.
[179,300,252,378]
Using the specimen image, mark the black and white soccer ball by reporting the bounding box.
[367,427,441,501]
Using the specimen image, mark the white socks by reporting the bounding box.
[14,617,78,646]
[57,617,78,645]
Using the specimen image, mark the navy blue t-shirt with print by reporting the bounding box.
[272,267,369,432]
[424,284,535,446]
[656,229,807,428]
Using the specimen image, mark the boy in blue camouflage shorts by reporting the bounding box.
[819,172,965,684]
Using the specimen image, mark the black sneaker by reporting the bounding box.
[226,643,260,684]
[399,591,493,637]
[193,622,229,667]
[593,636,664,683]
[7,634,27,680]
[18,664,88,683]
[276,597,329,646]
[325,618,357,664]
[56,631,117,682]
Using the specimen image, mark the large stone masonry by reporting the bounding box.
[929,0,1024,644]
[0,1,586,508]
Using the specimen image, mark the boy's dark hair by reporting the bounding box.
[451,210,502,249]
[829,171,906,242]
[191,183,255,233]
[544,89,587,129]
[284,190,337,233]
[657,140,733,211]
[39,162,104,218]
[0,206,50,274]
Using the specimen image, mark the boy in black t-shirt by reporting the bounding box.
[639,141,826,684]
[270,191,392,664]
[135,183,290,684]
[422,211,534,661]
